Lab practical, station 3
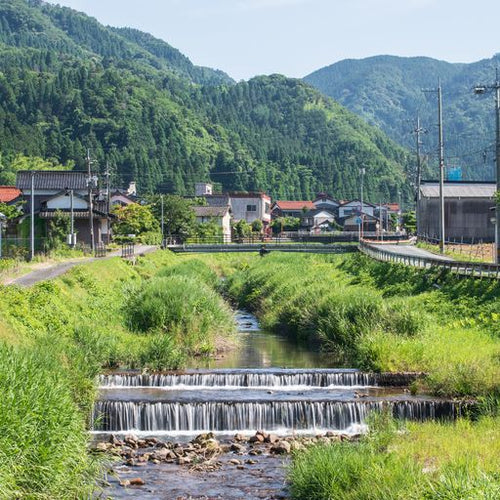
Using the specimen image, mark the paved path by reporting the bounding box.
[3,245,157,287]
[369,244,454,262]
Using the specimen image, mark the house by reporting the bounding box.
[417,181,496,242]
[229,192,271,227]
[313,193,340,214]
[0,186,22,204]
[192,205,232,242]
[342,213,379,232]
[338,199,376,219]
[301,209,336,233]
[15,170,110,246]
[271,200,315,219]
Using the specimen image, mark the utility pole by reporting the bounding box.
[413,114,427,238]
[104,164,111,245]
[160,194,165,247]
[359,167,365,238]
[30,171,35,261]
[423,81,445,253]
[70,189,74,247]
[474,69,500,263]
[86,149,95,252]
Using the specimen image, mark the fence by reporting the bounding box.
[418,234,493,262]
[94,243,107,258]
[121,243,135,259]
[359,240,500,279]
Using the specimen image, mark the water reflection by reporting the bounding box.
[190,310,336,369]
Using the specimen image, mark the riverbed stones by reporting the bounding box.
[230,443,246,453]
[270,441,291,454]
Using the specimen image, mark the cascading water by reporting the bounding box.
[94,311,462,437]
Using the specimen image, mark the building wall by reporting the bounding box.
[231,196,271,224]
[418,197,494,242]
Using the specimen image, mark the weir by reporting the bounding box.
[94,311,461,438]
[93,398,462,433]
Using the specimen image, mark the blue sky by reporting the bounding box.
[47,0,500,81]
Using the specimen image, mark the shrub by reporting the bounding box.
[124,275,235,355]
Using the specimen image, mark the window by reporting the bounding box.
[265,202,271,214]
[246,204,257,212]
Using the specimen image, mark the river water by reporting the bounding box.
[94,311,460,499]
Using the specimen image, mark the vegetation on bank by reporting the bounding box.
[289,412,500,500]
[225,252,500,397]
[0,251,235,498]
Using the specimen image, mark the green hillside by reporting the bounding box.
[0,0,411,201]
[305,54,500,181]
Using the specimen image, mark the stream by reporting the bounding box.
[94,311,462,499]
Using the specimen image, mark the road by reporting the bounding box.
[369,244,454,262]
[3,245,157,287]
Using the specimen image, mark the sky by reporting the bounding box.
[46,0,500,81]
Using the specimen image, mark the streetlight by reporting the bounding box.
[0,212,6,259]
[474,69,500,264]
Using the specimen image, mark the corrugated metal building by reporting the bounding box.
[417,181,496,242]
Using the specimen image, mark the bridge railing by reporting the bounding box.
[359,239,500,279]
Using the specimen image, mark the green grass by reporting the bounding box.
[224,252,500,396]
[289,414,500,500]
[0,250,238,497]
[0,342,99,499]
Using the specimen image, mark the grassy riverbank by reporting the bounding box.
[289,413,500,499]
[225,252,500,397]
[0,251,236,499]
[222,251,500,499]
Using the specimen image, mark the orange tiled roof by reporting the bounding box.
[275,200,315,210]
[0,186,21,203]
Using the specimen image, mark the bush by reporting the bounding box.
[124,275,235,355]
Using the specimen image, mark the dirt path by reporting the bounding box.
[2,245,157,287]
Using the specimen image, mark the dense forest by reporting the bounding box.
[305,54,500,181]
[0,0,412,201]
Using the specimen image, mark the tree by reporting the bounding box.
[251,219,263,233]
[112,203,160,240]
[146,194,196,242]
[232,219,251,240]
[270,216,300,234]
[402,211,416,234]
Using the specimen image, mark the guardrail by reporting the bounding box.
[359,240,500,279]
[168,242,358,254]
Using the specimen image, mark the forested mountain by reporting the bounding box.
[305,55,500,181]
[0,0,411,201]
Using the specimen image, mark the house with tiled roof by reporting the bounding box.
[16,170,110,246]
[271,200,315,219]
[0,186,22,204]
[192,205,232,242]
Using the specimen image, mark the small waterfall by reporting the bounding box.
[92,399,462,433]
[99,369,378,389]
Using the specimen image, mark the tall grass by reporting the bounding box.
[125,274,236,357]
[0,342,97,499]
[289,414,500,500]
[225,252,500,396]
[0,251,238,496]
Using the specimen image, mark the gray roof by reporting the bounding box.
[16,171,89,190]
[205,194,231,207]
[420,182,496,198]
[193,206,230,217]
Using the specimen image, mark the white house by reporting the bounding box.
[193,205,232,242]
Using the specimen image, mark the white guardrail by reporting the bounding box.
[359,240,500,279]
